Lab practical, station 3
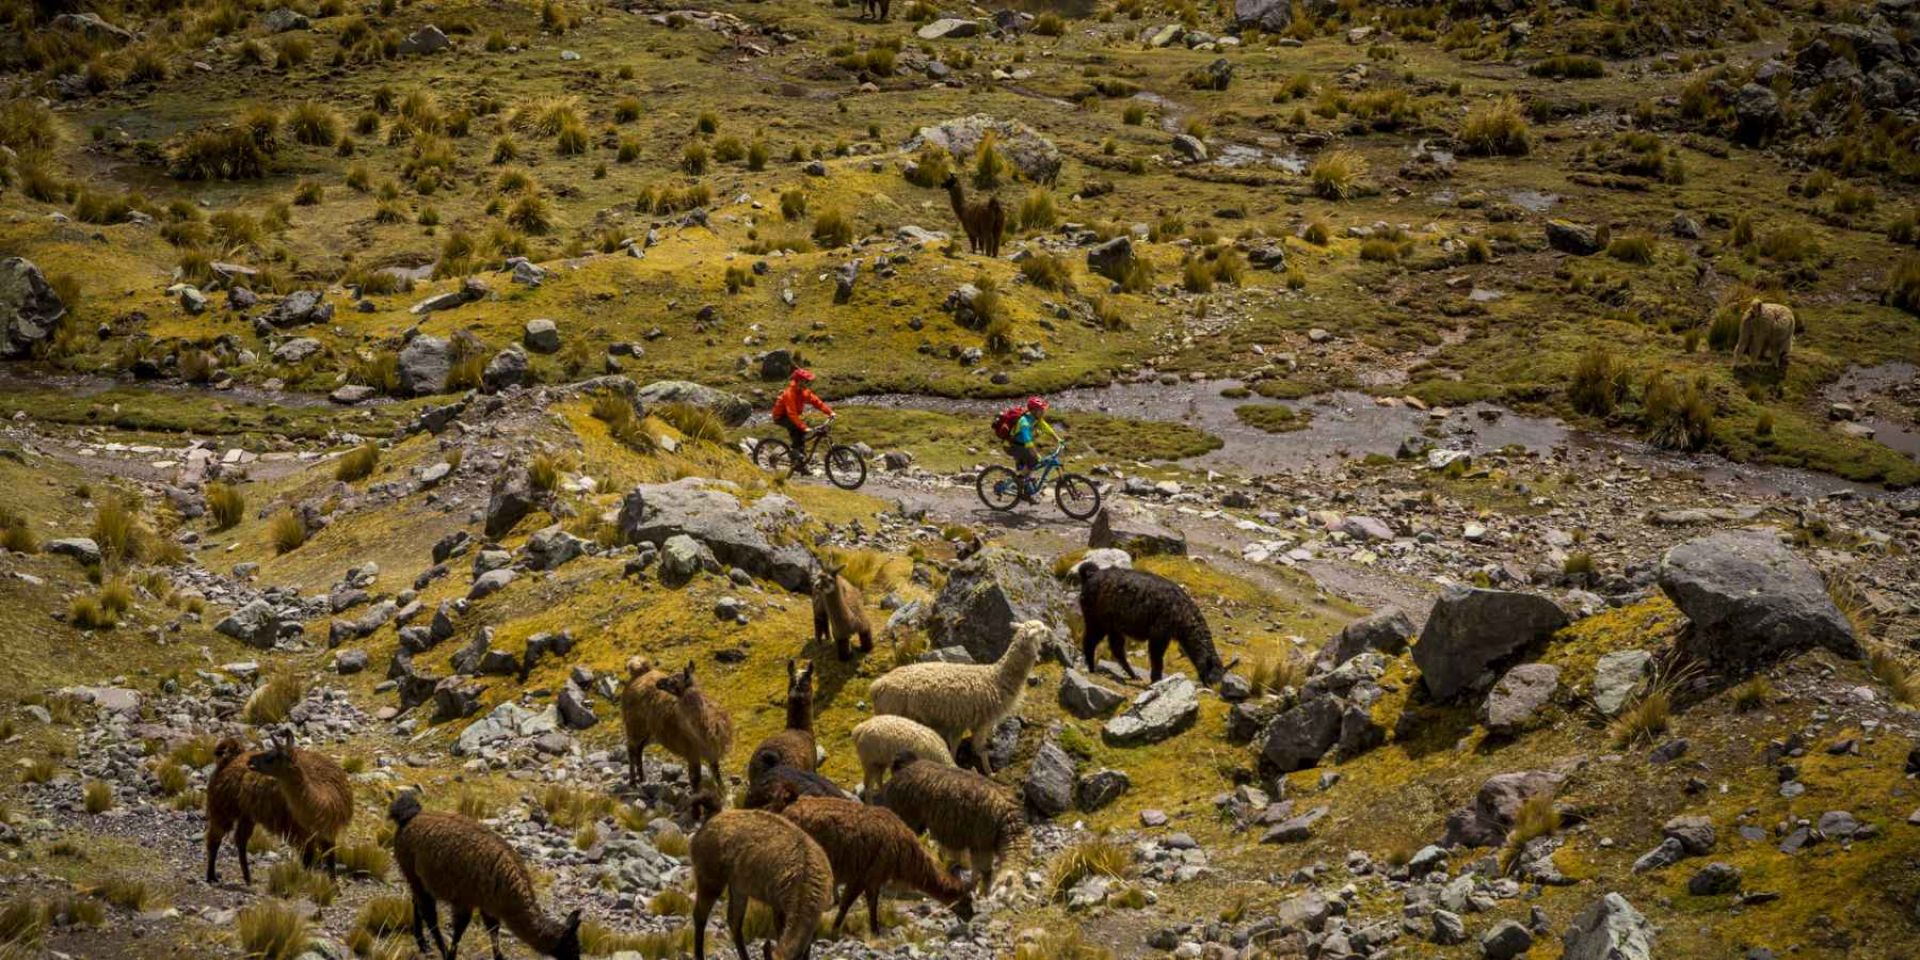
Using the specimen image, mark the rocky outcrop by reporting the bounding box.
[903,115,1062,184]
[1087,236,1137,282]
[633,380,752,426]
[1482,663,1559,734]
[1259,695,1343,774]
[1315,607,1413,671]
[1088,499,1186,556]
[615,479,811,591]
[261,290,332,328]
[1232,0,1292,33]
[0,257,66,359]
[1545,220,1608,256]
[925,547,1071,662]
[1104,676,1199,745]
[1024,740,1076,817]
[1561,893,1654,960]
[398,335,452,396]
[1413,587,1568,700]
[482,346,530,393]
[1442,769,1565,848]
[484,466,537,538]
[1658,530,1858,671]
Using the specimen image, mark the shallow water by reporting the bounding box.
[1822,362,1920,461]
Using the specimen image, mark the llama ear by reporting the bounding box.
[787,659,796,683]
[565,908,582,932]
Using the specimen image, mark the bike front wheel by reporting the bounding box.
[1054,473,1103,520]
[975,465,1022,512]
[753,439,796,476]
[824,445,868,490]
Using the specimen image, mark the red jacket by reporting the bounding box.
[772,383,832,424]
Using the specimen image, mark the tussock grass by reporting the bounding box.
[528,453,561,493]
[1731,675,1773,712]
[1015,927,1113,960]
[268,860,337,906]
[0,508,38,554]
[0,901,41,947]
[656,402,729,444]
[1885,256,1920,315]
[1528,55,1603,79]
[1608,687,1671,747]
[95,876,162,912]
[1020,252,1073,291]
[653,825,690,858]
[244,666,308,725]
[1642,373,1714,451]
[68,595,114,631]
[82,781,113,814]
[812,208,854,248]
[1248,652,1306,695]
[1017,189,1057,231]
[1045,837,1130,900]
[541,784,613,831]
[1459,96,1531,157]
[1607,234,1655,264]
[580,921,687,957]
[1310,150,1366,201]
[1234,403,1309,434]
[1569,347,1625,416]
[648,887,693,917]
[268,509,307,553]
[335,442,380,482]
[1498,792,1560,873]
[336,842,391,879]
[236,900,309,960]
[355,895,413,940]
[152,759,188,796]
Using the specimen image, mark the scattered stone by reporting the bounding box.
[1104,676,1200,746]
[1059,669,1125,719]
[1482,662,1559,734]
[1,258,68,358]
[1687,862,1741,896]
[1561,893,1655,960]
[1592,650,1652,717]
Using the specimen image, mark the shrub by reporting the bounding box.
[556,119,589,156]
[682,140,708,174]
[1017,189,1057,231]
[245,665,308,725]
[780,189,807,221]
[91,493,143,565]
[1310,149,1365,200]
[236,900,309,960]
[812,208,853,248]
[747,140,769,171]
[1019,253,1072,291]
[972,131,1009,189]
[1528,55,1603,79]
[613,97,642,123]
[335,842,391,879]
[1182,257,1214,292]
[267,510,307,553]
[83,780,113,814]
[905,146,950,187]
[1569,347,1625,416]
[695,111,719,134]
[1886,256,1920,315]
[1607,234,1655,264]
[0,509,36,554]
[528,454,561,493]
[1459,96,1531,157]
[1122,104,1147,125]
[287,102,341,146]
[1731,675,1773,712]
[1045,838,1129,900]
[507,195,554,234]
[1642,373,1714,451]
[1248,653,1306,695]
[1034,11,1065,35]
[1358,238,1400,262]
[69,594,113,630]
[335,442,379,482]
[1609,688,1671,747]
[170,125,275,180]
[713,136,745,163]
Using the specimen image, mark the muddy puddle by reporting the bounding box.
[852,377,1905,501]
[0,365,377,410]
[1822,362,1920,461]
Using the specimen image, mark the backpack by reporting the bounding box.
[991,404,1027,441]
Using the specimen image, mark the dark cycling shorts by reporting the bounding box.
[1009,442,1038,471]
[777,415,807,450]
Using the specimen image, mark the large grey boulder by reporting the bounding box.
[615,479,811,591]
[634,380,752,427]
[261,290,332,328]
[1233,0,1292,32]
[523,319,561,354]
[1059,669,1125,719]
[1315,607,1413,671]
[399,24,451,54]
[398,335,452,396]
[1413,587,1569,700]
[215,599,283,649]
[1545,220,1608,256]
[1658,530,1858,670]
[44,538,101,565]
[1442,769,1565,848]
[903,115,1062,185]
[1103,675,1199,745]
[1024,740,1076,817]
[485,466,536,538]
[916,17,981,39]
[1482,663,1559,734]
[1088,499,1185,557]
[0,257,66,359]
[51,12,136,44]
[524,524,589,571]
[1732,83,1782,144]
[1259,694,1343,774]
[259,7,310,31]
[926,547,1071,662]
[1561,893,1654,960]
[482,346,530,393]
[1087,236,1137,282]
[659,534,719,584]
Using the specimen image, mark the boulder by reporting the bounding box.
[1561,893,1654,960]
[1659,530,1859,670]
[1088,500,1186,556]
[925,547,1071,662]
[1259,695,1344,774]
[1233,0,1292,32]
[1687,862,1740,896]
[757,348,799,381]
[917,17,982,39]
[51,12,136,44]
[482,346,530,393]
[1104,675,1200,746]
[485,466,537,538]
[1087,236,1137,282]
[1076,769,1131,811]
[468,568,515,601]
[1261,804,1329,844]
[1413,586,1568,700]
[615,479,812,591]
[1482,663,1559,734]
[659,534,720,584]
[1481,922,1534,960]
[1024,740,1076,817]
[259,7,310,31]
[1316,607,1413,671]
[557,684,598,729]
[1732,83,1782,144]
[1591,650,1651,716]
[1545,220,1608,256]
[1171,134,1208,162]
[272,338,324,364]
[1662,815,1716,855]
[261,290,332,328]
[0,257,67,359]
[1059,669,1125,719]
[524,524,589,571]
[1442,770,1565,848]
[523,319,561,353]
[399,24,451,54]
[397,335,452,396]
[903,115,1062,185]
[634,380,751,427]
[44,538,101,565]
[335,649,369,675]
[215,599,282,649]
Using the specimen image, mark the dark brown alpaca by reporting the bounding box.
[943,173,1004,258]
[862,0,890,20]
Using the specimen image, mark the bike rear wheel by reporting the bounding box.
[1054,473,1102,520]
[975,465,1022,511]
[753,439,796,475]
[824,445,868,490]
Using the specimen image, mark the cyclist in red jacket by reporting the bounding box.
[772,368,834,472]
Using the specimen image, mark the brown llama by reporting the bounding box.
[811,566,873,662]
[247,728,355,878]
[205,737,309,885]
[943,173,1004,258]
[862,0,890,20]
[691,809,834,960]
[748,660,817,782]
[388,791,583,960]
[654,662,735,796]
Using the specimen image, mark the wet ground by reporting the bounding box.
[1823,362,1920,461]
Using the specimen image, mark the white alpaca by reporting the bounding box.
[868,620,1046,773]
[849,715,954,796]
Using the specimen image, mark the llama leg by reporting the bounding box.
[814,608,829,647]
[447,905,473,960]
[693,886,717,960]
[858,627,873,653]
[709,758,726,799]
[204,818,227,884]
[688,751,703,793]
[866,885,884,934]
[325,838,338,879]
[830,884,860,934]
[1108,633,1138,680]
[405,881,434,956]
[726,888,751,960]
[836,627,850,662]
[482,913,505,960]
[235,820,256,885]
[1148,637,1168,684]
[412,881,449,959]
[970,849,996,897]
[1081,625,1102,673]
[765,908,786,960]
[629,737,649,787]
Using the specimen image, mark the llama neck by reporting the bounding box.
[947,181,966,217]
[901,844,968,905]
[785,696,812,734]
[994,633,1037,697]
[502,903,568,954]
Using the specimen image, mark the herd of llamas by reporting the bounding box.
[199,563,1221,959]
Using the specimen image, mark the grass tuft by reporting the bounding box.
[335,442,380,482]
[1045,837,1129,900]
[1309,149,1366,201]
[236,900,309,960]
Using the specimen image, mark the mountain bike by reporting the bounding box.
[753,418,868,490]
[976,443,1102,520]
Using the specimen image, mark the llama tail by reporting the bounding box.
[626,655,652,680]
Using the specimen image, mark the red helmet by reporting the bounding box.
[791,368,815,383]
[1027,395,1048,412]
